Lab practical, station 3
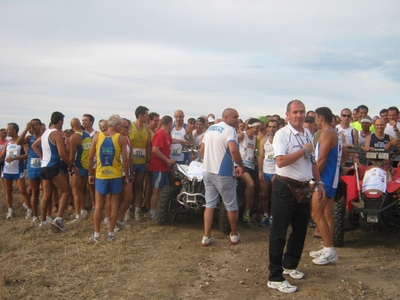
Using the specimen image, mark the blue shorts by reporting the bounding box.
[152,172,169,189]
[324,185,337,198]
[134,163,147,174]
[27,169,41,180]
[204,172,237,211]
[77,166,89,177]
[2,172,24,181]
[95,177,124,195]
[263,173,274,182]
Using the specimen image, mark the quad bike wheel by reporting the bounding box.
[156,187,181,225]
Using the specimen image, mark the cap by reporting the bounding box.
[361,115,372,123]
[258,116,268,124]
[196,117,206,125]
[208,116,215,123]
[304,116,315,123]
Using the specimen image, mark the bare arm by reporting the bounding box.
[353,129,359,147]
[119,135,130,187]
[258,136,266,180]
[68,134,81,164]
[53,131,74,166]
[152,146,175,166]
[88,132,98,184]
[228,141,244,177]
[32,137,43,159]
[16,122,31,146]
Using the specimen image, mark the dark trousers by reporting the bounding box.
[268,176,310,281]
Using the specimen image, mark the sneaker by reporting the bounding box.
[267,280,297,293]
[283,268,305,279]
[46,215,53,223]
[259,215,270,227]
[148,213,157,222]
[51,218,67,233]
[134,212,141,221]
[89,235,100,243]
[201,236,214,247]
[32,216,39,223]
[23,203,28,210]
[312,251,338,265]
[309,248,325,259]
[81,210,88,220]
[68,218,81,224]
[6,209,14,220]
[243,210,252,227]
[39,221,48,228]
[25,210,32,219]
[116,220,131,229]
[229,232,240,245]
[107,234,117,242]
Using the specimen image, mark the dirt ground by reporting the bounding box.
[1,191,400,300]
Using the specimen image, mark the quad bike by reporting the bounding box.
[156,147,243,235]
[333,147,400,247]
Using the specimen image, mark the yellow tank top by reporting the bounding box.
[129,122,148,164]
[95,132,123,179]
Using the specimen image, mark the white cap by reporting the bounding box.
[208,116,215,123]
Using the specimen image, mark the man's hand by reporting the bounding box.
[302,142,313,155]
[317,185,326,202]
[234,166,244,178]
[166,158,176,167]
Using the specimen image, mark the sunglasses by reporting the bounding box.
[341,114,351,118]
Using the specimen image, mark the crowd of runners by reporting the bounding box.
[1,102,399,293]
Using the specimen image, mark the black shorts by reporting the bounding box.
[40,166,61,180]
[243,167,257,180]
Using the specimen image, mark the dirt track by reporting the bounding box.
[1,197,400,300]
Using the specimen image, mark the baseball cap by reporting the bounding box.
[258,116,268,124]
[208,116,215,123]
[304,116,315,123]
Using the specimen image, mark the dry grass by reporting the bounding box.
[1,184,400,300]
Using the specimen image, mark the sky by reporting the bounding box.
[0,0,399,129]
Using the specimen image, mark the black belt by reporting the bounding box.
[275,174,309,188]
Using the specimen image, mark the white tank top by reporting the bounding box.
[239,131,256,169]
[262,135,276,174]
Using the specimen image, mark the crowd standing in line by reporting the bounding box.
[1,102,400,294]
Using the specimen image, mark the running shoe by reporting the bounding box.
[107,234,117,242]
[229,232,240,245]
[6,209,14,220]
[201,236,214,247]
[259,215,270,227]
[312,251,338,265]
[267,280,297,293]
[242,210,252,227]
[89,234,100,243]
[283,268,305,279]
[52,218,67,232]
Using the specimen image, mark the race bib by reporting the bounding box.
[132,148,145,159]
[30,158,41,168]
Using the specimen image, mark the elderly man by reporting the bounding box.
[268,100,324,293]
[88,114,130,242]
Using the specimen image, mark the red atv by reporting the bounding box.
[333,148,400,247]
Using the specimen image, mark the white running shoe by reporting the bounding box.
[6,209,14,220]
[312,251,338,265]
[201,236,214,247]
[309,248,325,259]
[267,280,297,293]
[229,232,240,245]
[25,210,33,219]
[283,268,305,279]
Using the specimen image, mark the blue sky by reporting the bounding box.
[0,0,399,129]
